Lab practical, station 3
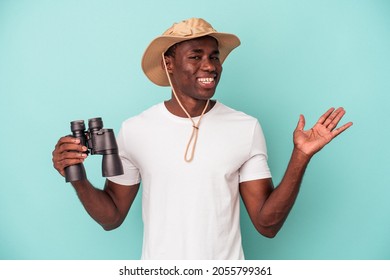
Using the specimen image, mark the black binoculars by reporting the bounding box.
[64,117,124,182]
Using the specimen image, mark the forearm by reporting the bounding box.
[258,148,311,236]
[71,179,122,230]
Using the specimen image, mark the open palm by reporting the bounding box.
[293,107,353,157]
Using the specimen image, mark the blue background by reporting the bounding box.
[1,0,389,259]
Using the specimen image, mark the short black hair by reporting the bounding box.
[164,43,179,57]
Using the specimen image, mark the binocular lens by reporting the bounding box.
[70,120,85,132]
[88,118,103,130]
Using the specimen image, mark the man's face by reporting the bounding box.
[166,36,222,101]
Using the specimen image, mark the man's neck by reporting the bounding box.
[164,98,215,118]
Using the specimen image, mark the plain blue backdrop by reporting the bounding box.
[1,0,389,259]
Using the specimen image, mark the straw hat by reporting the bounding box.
[141,18,241,86]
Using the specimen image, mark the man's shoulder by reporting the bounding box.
[122,103,164,125]
[215,102,258,123]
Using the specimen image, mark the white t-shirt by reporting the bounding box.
[108,101,271,260]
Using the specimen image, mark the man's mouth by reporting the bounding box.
[197,77,215,85]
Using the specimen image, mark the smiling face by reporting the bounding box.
[164,36,222,103]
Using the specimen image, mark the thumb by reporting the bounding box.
[295,114,305,131]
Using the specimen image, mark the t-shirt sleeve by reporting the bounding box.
[239,120,272,183]
[107,124,141,186]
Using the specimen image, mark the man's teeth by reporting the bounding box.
[198,78,214,83]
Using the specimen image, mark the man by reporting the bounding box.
[52,18,353,259]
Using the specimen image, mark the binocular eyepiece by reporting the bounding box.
[64,117,124,182]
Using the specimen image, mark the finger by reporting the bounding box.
[331,121,353,138]
[53,157,86,177]
[326,108,346,130]
[53,135,86,154]
[323,107,345,128]
[52,150,87,167]
[56,136,81,147]
[53,149,87,168]
[316,107,335,125]
[62,150,88,160]
[53,136,81,155]
[57,143,87,154]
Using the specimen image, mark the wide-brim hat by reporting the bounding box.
[141,18,241,86]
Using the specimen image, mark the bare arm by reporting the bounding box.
[240,149,309,238]
[72,179,139,230]
[52,136,139,230]
[240,107,353,238]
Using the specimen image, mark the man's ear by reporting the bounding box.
[161,56,173,73]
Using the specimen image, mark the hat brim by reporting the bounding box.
[141,32,241,86]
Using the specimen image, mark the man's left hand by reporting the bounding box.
[293,107,353,157]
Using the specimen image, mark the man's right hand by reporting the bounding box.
[52,136,88,177]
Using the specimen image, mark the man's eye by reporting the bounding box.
[189,56,200,60]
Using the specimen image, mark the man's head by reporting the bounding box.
[142,18,240,87]
[162,36,222,101]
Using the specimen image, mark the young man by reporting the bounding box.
[52,18,352,259]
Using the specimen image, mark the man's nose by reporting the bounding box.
[201,58,217,71]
